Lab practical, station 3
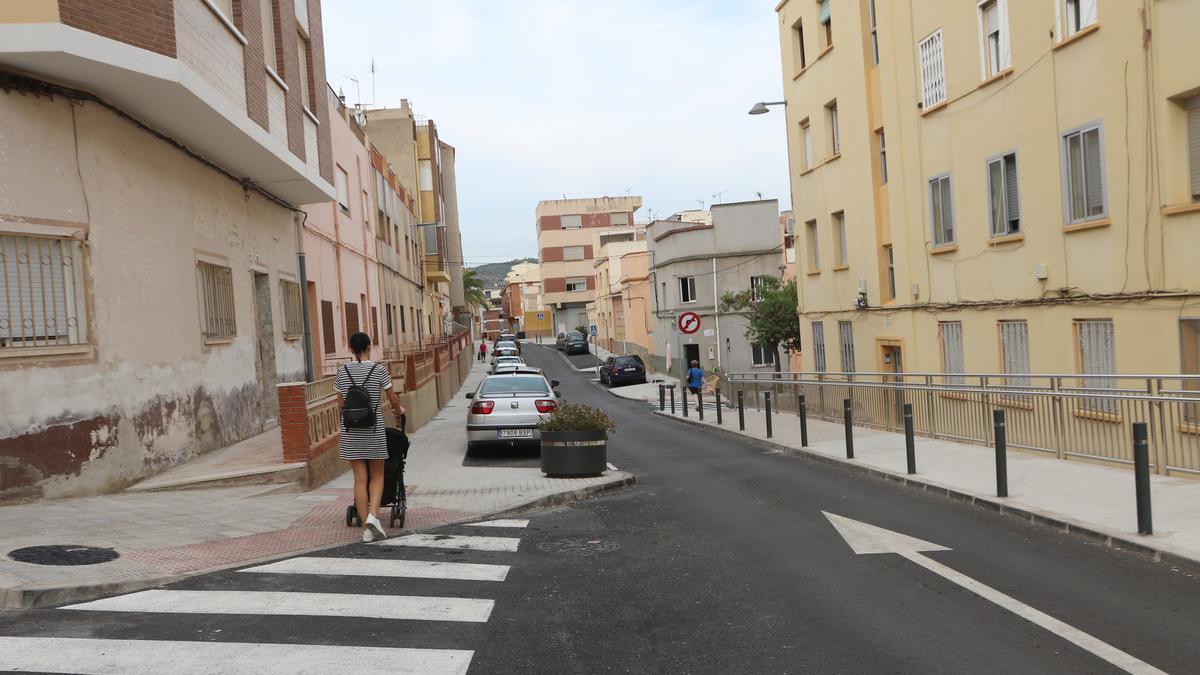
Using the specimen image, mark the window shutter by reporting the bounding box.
[918,31,946,109]
[1004,155,1019,226]
[1083,128,1103,215]
[1188,100,1200,200]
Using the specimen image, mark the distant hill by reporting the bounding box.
[470,258,537,289]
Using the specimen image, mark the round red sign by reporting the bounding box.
[678,311,701,335]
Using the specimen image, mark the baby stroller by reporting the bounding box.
[345,415,409,529]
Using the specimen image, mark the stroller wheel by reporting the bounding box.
[390,505,399,528]
[345,505,357,528]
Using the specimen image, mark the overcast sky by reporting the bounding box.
[321,1,790,266]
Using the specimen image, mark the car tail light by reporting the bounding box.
[611,367,621,375]
[535,399,557,413]
[471,401,495,415]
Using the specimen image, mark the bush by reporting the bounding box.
[538,402,616,433]
[574,325,589,336]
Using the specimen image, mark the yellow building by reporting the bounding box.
[775,0,1200,384]
[592,240,650,356]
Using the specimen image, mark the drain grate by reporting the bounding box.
[8,545,119,566]
[536,539,619,556]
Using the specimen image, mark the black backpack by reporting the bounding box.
[341,363,378,429]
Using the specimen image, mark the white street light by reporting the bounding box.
[748,101,786,115]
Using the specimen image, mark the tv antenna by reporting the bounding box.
[712,189,730,204]
[695,199,706,210]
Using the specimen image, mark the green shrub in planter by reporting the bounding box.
[538,403,617,433]
[538,403,614,477]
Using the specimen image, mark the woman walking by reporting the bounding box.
[336,332,406,542]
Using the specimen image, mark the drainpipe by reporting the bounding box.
[712,256,722,371]
[295,211,315,383]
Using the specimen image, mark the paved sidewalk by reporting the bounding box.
[0,349,633,608]
[598,380,1200,567]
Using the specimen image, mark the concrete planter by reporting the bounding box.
[540,430,608,478]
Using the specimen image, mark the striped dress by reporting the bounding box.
[334,360,393,460]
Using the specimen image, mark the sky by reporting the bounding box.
[320,1,790,266]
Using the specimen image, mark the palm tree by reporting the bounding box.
[463,268,488,309]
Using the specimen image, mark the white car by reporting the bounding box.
[465,371,560,450]
[491,356,525,373]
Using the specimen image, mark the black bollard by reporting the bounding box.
[799,394,809,447]
[904,403,916,475]
[843,398,854,459]
[715,388,723,425]
[765,392,773,438]
[682,386,689,418]
[697,389,704,421]
[669,385,675,415]
[737,390,745,431]
[1133,423,1153,535]
[994,409,1008,498]
[659,384,665,412]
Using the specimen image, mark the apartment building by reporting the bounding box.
[499,262,545,337]
[592,239,649,355]
[0,0,334,501]
[776,0,1200,384]
[535,196,643,335]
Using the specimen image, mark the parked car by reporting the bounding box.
[490,347,519,365]
[561,332,589,355]
[599,354,647,387]
[465,372,561,450]
[491,356,525,373]
[494,339,520,355]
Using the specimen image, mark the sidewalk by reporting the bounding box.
[0,351,633,609]
[598,379,1200,568]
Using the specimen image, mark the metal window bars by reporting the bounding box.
[197,261,236,341]
[0,234,88,351]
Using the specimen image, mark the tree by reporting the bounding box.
[462,268,488,309]
[718,276,802,373]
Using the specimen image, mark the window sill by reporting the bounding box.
[1054,23,1100,51]
[1074,406,1122,424]
[824,153,842,164]
[939,390,975,402]
[977,67,1013,91]
[832,264,850,271]
[302,107,320,126]
[266,66,289,92]
[204,337,236,346]
[816,44,834,61]
[0,344,93,360]
[988,232,1024,245]
[283,334,303,342]
[201,0,248,45]
[792,65,810,81]
[1179,422,1200,436]
[806,269,821,276]
[929,244,958,255]
[1162,202,1200,217]
[1063,217,1111,233]
[800,165,817,176]
[920,100,948,117]
[995,396,1035,411]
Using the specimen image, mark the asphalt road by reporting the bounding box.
[2,343,1198,674]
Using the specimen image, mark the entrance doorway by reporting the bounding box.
[881,344,904,428]
[684,343,700,377]
[252,272,279,429]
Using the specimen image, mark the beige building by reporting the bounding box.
[592,240,649,355]
[775,0,1200,385]
[535,196,643,335]
[0,0,334,500]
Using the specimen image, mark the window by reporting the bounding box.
[1186,97,1200,203]
[938,321,965,384]
[978,0,1010,79]
[678,276,697,304]
[385,302,393,336]
[868,0,879,65]
[987,152,1020,236]
[885,245,896,300]
[197,260,236,341]
[752,344,776,367]
[805,219,820,272]
[260,0,277,72]
[320,300,335,354]
[812,322,827,372]
[280,280,303,338]
[296,35,313,112]
[400,304,407,333]
[826,101,840,156]
[800,119,814,170]
[561,214,582,230]
[209,0,233,18]
[817,0,832,49]
[566,277,587,293]
[1064,0,1098,37]
[918,30,947,109]
[563,246,585,261]
[999,320,1031,388]
[371,306,379,345]
[344,301,360,339]
[832,211,848,267]
[750,276,766,301]
[877,130,888,184]
[929,174,955,245]
[1076,319,1116,413]
[785,217,795,235]
[293,0,308,32]
[792,19,807,72]
[0,233,89,352]
[1063,124,1106,223]
[610,212,629,227]
[838,321,855,373]
[335,166,350,213]
[1181,319,1200,423]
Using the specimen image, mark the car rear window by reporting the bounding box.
[615,356,643,367]
[496,341,516,349]
[480,376,550,396]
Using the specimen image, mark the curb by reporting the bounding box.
[653,410,1200,574]
[3,471,636,610]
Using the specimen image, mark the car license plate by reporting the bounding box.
[624,367,637,372]
[498,429,534,439]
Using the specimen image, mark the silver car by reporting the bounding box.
[490,347,519,366]
[491,356,525,373]
[466,372,560,449]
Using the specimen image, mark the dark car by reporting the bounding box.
[600,354,647,387]
[560,332,589,355]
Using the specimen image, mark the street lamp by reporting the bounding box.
[748,100,786,115]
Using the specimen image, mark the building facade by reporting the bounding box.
[775,0,1200,388]
[499,262,544,336]
[535,196,642,336]
[0,0,334,501]
[592,239,648,354]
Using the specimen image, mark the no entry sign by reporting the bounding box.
[678,311,701,335]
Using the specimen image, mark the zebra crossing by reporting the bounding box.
[0,518,530,674]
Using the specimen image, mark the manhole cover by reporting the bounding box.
[8,545,119,566]
[536,539,619,556]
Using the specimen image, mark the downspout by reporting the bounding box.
[712,256,722,371]
[295,211,315,383]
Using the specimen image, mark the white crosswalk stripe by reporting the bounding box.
[240,556,510,581]
[377,533,522,552]
[467,518,530,528]
[63,589,495,623]
[0,636,473,674]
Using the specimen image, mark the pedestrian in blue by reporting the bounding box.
[686,360,704,414]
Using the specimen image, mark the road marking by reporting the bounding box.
[607,463,619,471]
[0,636,472,674]
[239,556,510,581]
[377,534,521,552]
[62,589,494,623]
[467,519,529,529]
[823,512,1166,675]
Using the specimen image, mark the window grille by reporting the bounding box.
[281,280,303,338]
[838,320,855,373]
[938,321,964,384]
[812,322,827,372]
[197,260,236,341]
[918,30,946,109]
[0,234,89,351]
[1076,319,1116,413]
[999,320,1031,390]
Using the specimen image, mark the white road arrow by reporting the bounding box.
[822,512,1166,675]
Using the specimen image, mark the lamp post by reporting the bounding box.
[748,101,787,115]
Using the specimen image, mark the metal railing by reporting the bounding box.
[726,371,1200,475]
